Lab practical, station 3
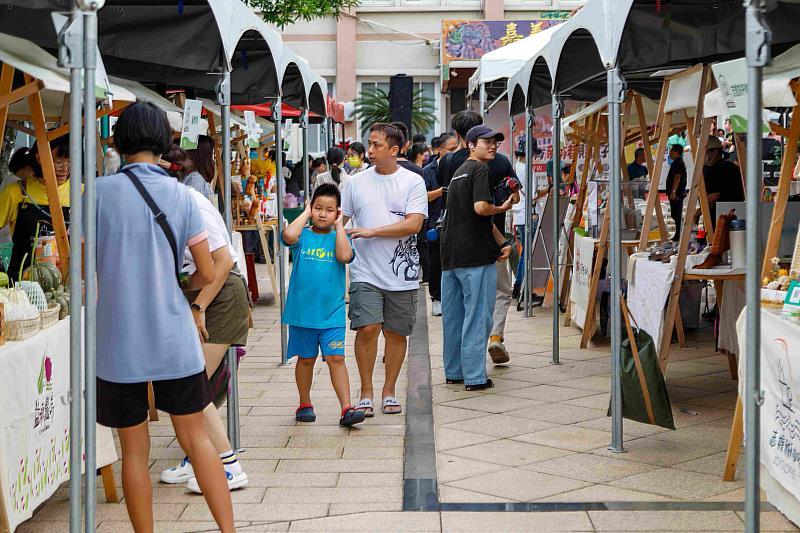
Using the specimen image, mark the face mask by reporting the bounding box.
[347,156,361,168]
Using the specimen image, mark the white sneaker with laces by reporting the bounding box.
[186,468,249,494]
[160,457,194,484]
[431,300,442,316]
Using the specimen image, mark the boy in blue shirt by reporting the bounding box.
[282,184,365,427]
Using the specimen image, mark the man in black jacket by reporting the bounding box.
[665,144,687,241]
[438,111,519,365]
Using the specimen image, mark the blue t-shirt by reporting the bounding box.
[283,227,348,329]
[95,163,208,383]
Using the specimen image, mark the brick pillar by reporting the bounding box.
[336,13,358,139]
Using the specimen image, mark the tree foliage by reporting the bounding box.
[246,0,360,28]
[354,87,436,137]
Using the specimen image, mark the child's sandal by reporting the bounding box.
[295,403,316,423]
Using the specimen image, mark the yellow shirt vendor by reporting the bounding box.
[0,135,71,280]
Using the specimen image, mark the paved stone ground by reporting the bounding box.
[15,265,800,532]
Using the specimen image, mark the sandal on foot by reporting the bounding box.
[465,379,494,392]
[382,396,403,415]
[446,378,464,384]
[295,404,316,423]
[356,398,375,418]
[340,407,366,427]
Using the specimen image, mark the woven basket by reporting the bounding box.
[39,304,60,330]
[6,317,40,341]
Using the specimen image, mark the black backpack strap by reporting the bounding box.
[121,169,183,285]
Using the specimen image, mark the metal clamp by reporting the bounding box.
[745,0,772,67]
[755,389,766,407]
[609,68,627,105]
[300,108,309,129]
[216,71,231,106]
[57,15,83,69]
[553,96,564,119]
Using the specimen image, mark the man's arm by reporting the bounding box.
[474,196,513,217]
[348,213,425,239]
[492,224,512,262]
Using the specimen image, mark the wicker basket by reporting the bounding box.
[39,304,60,330]
[6,317,41,341]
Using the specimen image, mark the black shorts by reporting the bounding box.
[97,370,212,429]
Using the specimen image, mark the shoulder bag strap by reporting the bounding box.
[121,169,183,285]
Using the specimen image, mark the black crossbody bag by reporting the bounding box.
[121,169,184,286]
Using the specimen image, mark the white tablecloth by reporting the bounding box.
[737,309,800,526]
[628,257,674,350]
[0,318,117,532]
[570,234,596,330]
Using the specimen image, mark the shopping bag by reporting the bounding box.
[609,297,676,430]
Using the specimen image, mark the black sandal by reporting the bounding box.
[446,378,464,384]
[465,379,494,391]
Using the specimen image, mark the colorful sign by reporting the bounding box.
[441,17,568,64]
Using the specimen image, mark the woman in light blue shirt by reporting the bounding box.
[95,102,234,533]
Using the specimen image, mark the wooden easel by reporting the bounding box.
[657,66,731,374]
[572,91,674,348]
[722,81,800,482]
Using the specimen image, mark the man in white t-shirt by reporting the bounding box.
[342,123,428,416]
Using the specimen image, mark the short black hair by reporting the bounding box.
[452,110,483,139]
[409,142,427,163]
[312,157,326,169]
[562,164,571,176]
[312,182,341,207]
[370,123,405,150]
[348,141,366,157]
[390,122,410,147]
[634,147,645,159]
[412,133,427,145]
[670,144,684,156]
[438,132,454,146]
[30,134,70,177]
[9,147,32,174]
[113,102,172,156]
[431,136,441,149]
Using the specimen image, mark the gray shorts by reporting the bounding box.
[348,282,418,336]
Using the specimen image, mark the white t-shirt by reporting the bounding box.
[511,160,548,225]
[183,187,240,274]
[341,165,428,291]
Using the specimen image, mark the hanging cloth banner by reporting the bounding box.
[244,110,261,149]
[179,99,204,150]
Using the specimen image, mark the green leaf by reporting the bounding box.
[353,86,438,137]
[246,0,361,28]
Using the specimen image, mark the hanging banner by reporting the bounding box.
[712,60,769,134]
[179,99,204,149]
[244,111,261,149]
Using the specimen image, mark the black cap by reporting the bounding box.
[466,125,505,143]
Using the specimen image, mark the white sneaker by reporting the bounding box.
[488,339,510,365]
[431,300,442,316]
[160,457,194,484]
[186,469,249,494]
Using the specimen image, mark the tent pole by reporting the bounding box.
[745,1,770,531]
[82,9,98,531]
[479,83,487,117]
[218,68,240,451]
[551,95,562,365]
[60,6,83,532]
[524,106,534,318]
[509,113,515,160]
[301,108,310,200]
[276,98,288,365]
[607,67,625,453]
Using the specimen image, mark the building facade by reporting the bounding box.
[282,0,585,151]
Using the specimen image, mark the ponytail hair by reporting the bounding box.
[326,146,345,185]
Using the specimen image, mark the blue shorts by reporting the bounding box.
[287,326,346,359]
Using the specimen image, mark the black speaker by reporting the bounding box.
[451,88,466,114]
[389,74,414,138]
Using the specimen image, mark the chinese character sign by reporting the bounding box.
[441,18,567,64]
